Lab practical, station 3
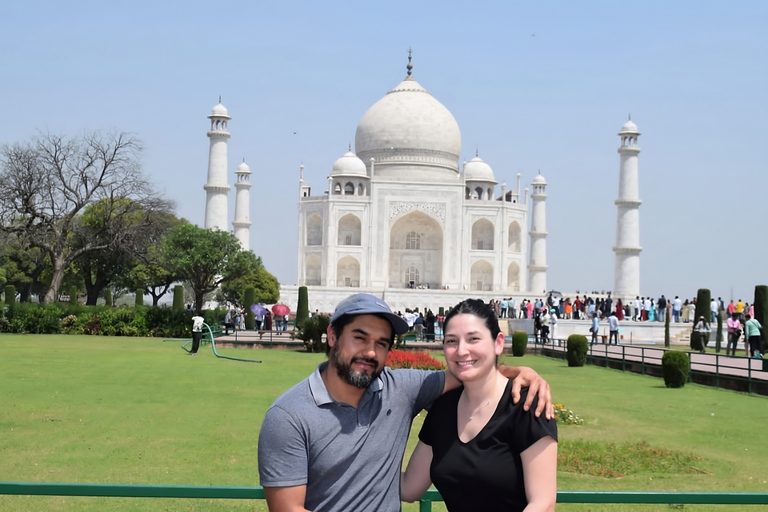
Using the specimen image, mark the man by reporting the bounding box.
[633,296,641,322]
[608,311,619,345]
[710,298,719,323]
[643,297,651,321]
[258,293,552,511]
[223,309,234,335]
[673,296,682,323]
[744,314,763,358]
[190,315,204,355]
[735,299,745,321]
[500,297,508,318]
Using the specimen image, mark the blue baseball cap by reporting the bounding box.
[330,293,409,335]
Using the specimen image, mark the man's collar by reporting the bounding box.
[308,361,383,406]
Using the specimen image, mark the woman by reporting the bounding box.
[648,299,656,322]
[615,299,624,321]
[726,313,742,357]
[401,299,557,511]
[681,299,690,323]
[694,315,711,353]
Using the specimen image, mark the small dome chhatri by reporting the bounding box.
[463,156,496,183]
[331,151,367,177]
[619,115,639,134]
[210,97,230,119]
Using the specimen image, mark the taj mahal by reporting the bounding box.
[201,57,643,314]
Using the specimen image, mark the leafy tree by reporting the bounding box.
[0,132,173,303]
[218,252,280,307]
[0,233,49,302]
[0,267,5,289]
[163,223,252,314]
[73,200,179,306]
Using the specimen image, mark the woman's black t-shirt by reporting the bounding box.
[418,380,558,512]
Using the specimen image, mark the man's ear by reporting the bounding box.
[326,324,336,349]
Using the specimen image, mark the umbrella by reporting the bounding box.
[250,304,267,316]
[272,304,290,316]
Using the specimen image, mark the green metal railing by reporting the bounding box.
[530,340,768,394]
[2,482,768,509]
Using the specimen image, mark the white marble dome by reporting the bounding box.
[463,156,496,183]
[210,103,230,119]
[619,119,638,134]
[532,173,547,185]
[331,151,368,177]
[236,161,250,173]
[354,77,461,171]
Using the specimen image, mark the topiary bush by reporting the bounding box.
[172,285,184,312]
[244,286,255,330]
[5,285,16,306]
[754,285,768,348]
[294,314,330,353]
[512,331,528,357]
[662,350,690,388]
[566,334,589,367]
[296,286,309,327]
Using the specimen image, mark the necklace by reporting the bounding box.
[466,398,492,420]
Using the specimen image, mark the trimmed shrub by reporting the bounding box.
[172,285,184,312]
[662,350,690,388]
[664,306,671,348]
[294,314,330,353]
[69,286,78,306]
[566,334,589,367]
[5,285,16,306]
[511,331,528,357]
[244,287,255,330]
[134,291,144,307]
[105,289,113,307]
[754,285,768,348]
[690,288,711,352]
[296,286,309,326]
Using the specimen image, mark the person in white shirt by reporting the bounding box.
[672,296,682,323]
[710,299,719,323]
[608,312,620,345]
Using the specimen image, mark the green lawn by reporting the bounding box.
[0,335,766,511]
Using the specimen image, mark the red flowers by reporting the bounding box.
[386,350,445,370]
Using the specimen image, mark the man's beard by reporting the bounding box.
[331,348,381,389]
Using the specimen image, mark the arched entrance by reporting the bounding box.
[389,211,443,288]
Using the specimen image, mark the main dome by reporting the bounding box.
[354,76,461,172]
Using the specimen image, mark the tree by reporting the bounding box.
[219,252,280,307]
[0,232,49,302]
[74,200,178,306]
[0,132,172,303]
[163,223,252,313]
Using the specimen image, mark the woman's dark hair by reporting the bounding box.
[443,299,501,340]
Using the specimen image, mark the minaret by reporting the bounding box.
[528,172,548,293]
[204,99,231,231]
[232,160,251,250]
[613,117,642,298]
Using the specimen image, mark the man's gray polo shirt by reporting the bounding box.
[258,361,444,511]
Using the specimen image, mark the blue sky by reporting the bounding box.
[2,1,766,302]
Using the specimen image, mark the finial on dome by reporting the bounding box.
[628,113,631,121]
[406,47,413,78]
[219,95,222,104]
[348,142,352,152]
[475,147,479,157]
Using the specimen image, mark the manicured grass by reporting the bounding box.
[0,335,766,511]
